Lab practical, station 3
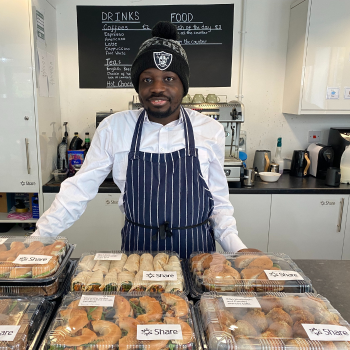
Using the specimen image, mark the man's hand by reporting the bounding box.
[237,248,262,253]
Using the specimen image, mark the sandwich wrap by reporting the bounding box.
[101,270,118,291]
[117,271,135,292]
[129,270,149,292]
[109,254,127,273]
[79,255,96,271]
[71,271,93,291]
[153,253,169,271]
[86,270,104,292]
[92,260,111,275]
[123,254,140,274]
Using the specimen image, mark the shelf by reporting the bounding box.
[132,102,238,110]
[0,212,38,223]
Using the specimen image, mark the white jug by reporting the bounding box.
[340,145,350,184]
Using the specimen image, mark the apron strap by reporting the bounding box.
[129,107,197,159]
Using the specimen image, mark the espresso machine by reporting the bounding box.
[130,96,245,183]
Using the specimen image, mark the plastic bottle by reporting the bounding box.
[57,122,68,170]
[274,137,284,175]
[69,132,83,150]
[340,146,350,184]
[84,132,90,154]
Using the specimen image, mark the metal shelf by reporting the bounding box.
[132,102,240,110]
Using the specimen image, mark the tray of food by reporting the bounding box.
[70,251,188,295]
[196,291,350,350]
[39,291,200,350]
[0,296,53,350]
[0,236,75,285]
[187,252,312,297]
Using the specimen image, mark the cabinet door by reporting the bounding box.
[224,194,271,252]
[269,194,347,259]
[341,195,350,259]
[43,193,125,258]
[0,0,39,192]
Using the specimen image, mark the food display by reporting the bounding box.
[0,297,52,350]
[71,251,187,294]
[196,292,350,350]
[41,292,199,349]
[188,252,312,297]
[0,236,73,282]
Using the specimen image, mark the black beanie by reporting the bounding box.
[131,21,190,96]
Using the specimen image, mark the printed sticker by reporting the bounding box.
[302,324,350,341]
[137,324,183,340]
[79,295,115,307]
[0,238,8,245]
[94,253,122,260]
[264,270,304,281]
[0,326,21,341]
[142,271,177,281]
[13,255,53,265]
[222,296,261,308]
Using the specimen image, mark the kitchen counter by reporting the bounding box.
[294,259,350,323]
[43,173,350,194]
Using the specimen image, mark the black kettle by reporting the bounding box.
[290,150,311,177]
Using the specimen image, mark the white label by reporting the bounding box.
[79,295,115,307]
[94,253,122,261]
[142,271,177,281]
[222,296,261,308]
[0,326,21,341]
[264,270,304,281]
[13,255,53,265]
[326,87,340,99]
[302,324,350,341]
[0,239,8,245]
[137,324,183,340]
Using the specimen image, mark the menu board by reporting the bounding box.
[77,4,234,89]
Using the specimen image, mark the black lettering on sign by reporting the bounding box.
[77,5,234,88]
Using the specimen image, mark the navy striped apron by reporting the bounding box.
[121,107,215,259]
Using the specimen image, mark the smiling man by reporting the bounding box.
[32,21,249,258]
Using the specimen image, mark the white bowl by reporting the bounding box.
[259,172,281,182]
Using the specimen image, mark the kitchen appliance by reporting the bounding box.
[131,95,245,183]
[290,150,310,177]
[96,109,115,128]
[325,167,341,187]
[307,143,334,179]
[328,128,350,167]
[243,168,256,187]
[253,150,271,174]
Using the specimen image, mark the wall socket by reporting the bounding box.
[308,130,321,143]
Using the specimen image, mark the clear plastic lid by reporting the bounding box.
[196,292,350,350]
[188,252,312,297]
[40,291,198,349]
[0,296,51,350]
[71,251,188,295]
[0,236,74,284]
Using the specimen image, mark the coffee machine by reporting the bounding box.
[328,128,350,167]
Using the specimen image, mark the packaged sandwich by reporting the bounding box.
[197,292,350,350]
[189,252,313,297]
[109,253,127,272]
[41,291,199,350]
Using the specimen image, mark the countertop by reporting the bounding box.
[294,259,350,323]
[43,173,350,194]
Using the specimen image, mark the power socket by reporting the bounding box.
[308,131,321,143]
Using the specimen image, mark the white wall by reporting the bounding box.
[55,0,350,168]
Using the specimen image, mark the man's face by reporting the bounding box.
[138,68,184,120]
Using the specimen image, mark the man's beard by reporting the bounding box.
[144,103,180,119]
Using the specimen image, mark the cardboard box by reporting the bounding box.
[0,193,7,213]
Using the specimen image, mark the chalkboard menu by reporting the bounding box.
[77,4,234,89]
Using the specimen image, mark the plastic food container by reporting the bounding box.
[0,296,53,350]
[70,251,189,295]
[40,291,200,350]
[51,169,68,182]
[0,259,76,299]
[196,292,350,350]
[188,252,312,298]
[0,236,75,284]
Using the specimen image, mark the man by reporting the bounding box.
[33,21,251,258]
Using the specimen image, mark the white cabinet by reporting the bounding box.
[0,0,61,212]
[43,193,125,258]
[341,199,350,259]
[283,0,350,114]
[228,194,271,251]
[269,194,348,259]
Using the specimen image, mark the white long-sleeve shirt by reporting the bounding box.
[34,108,247,252]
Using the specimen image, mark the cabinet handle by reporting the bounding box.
[337,198,345,232]
[25,138,31,174]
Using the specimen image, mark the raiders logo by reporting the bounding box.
[153,51,172,70]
